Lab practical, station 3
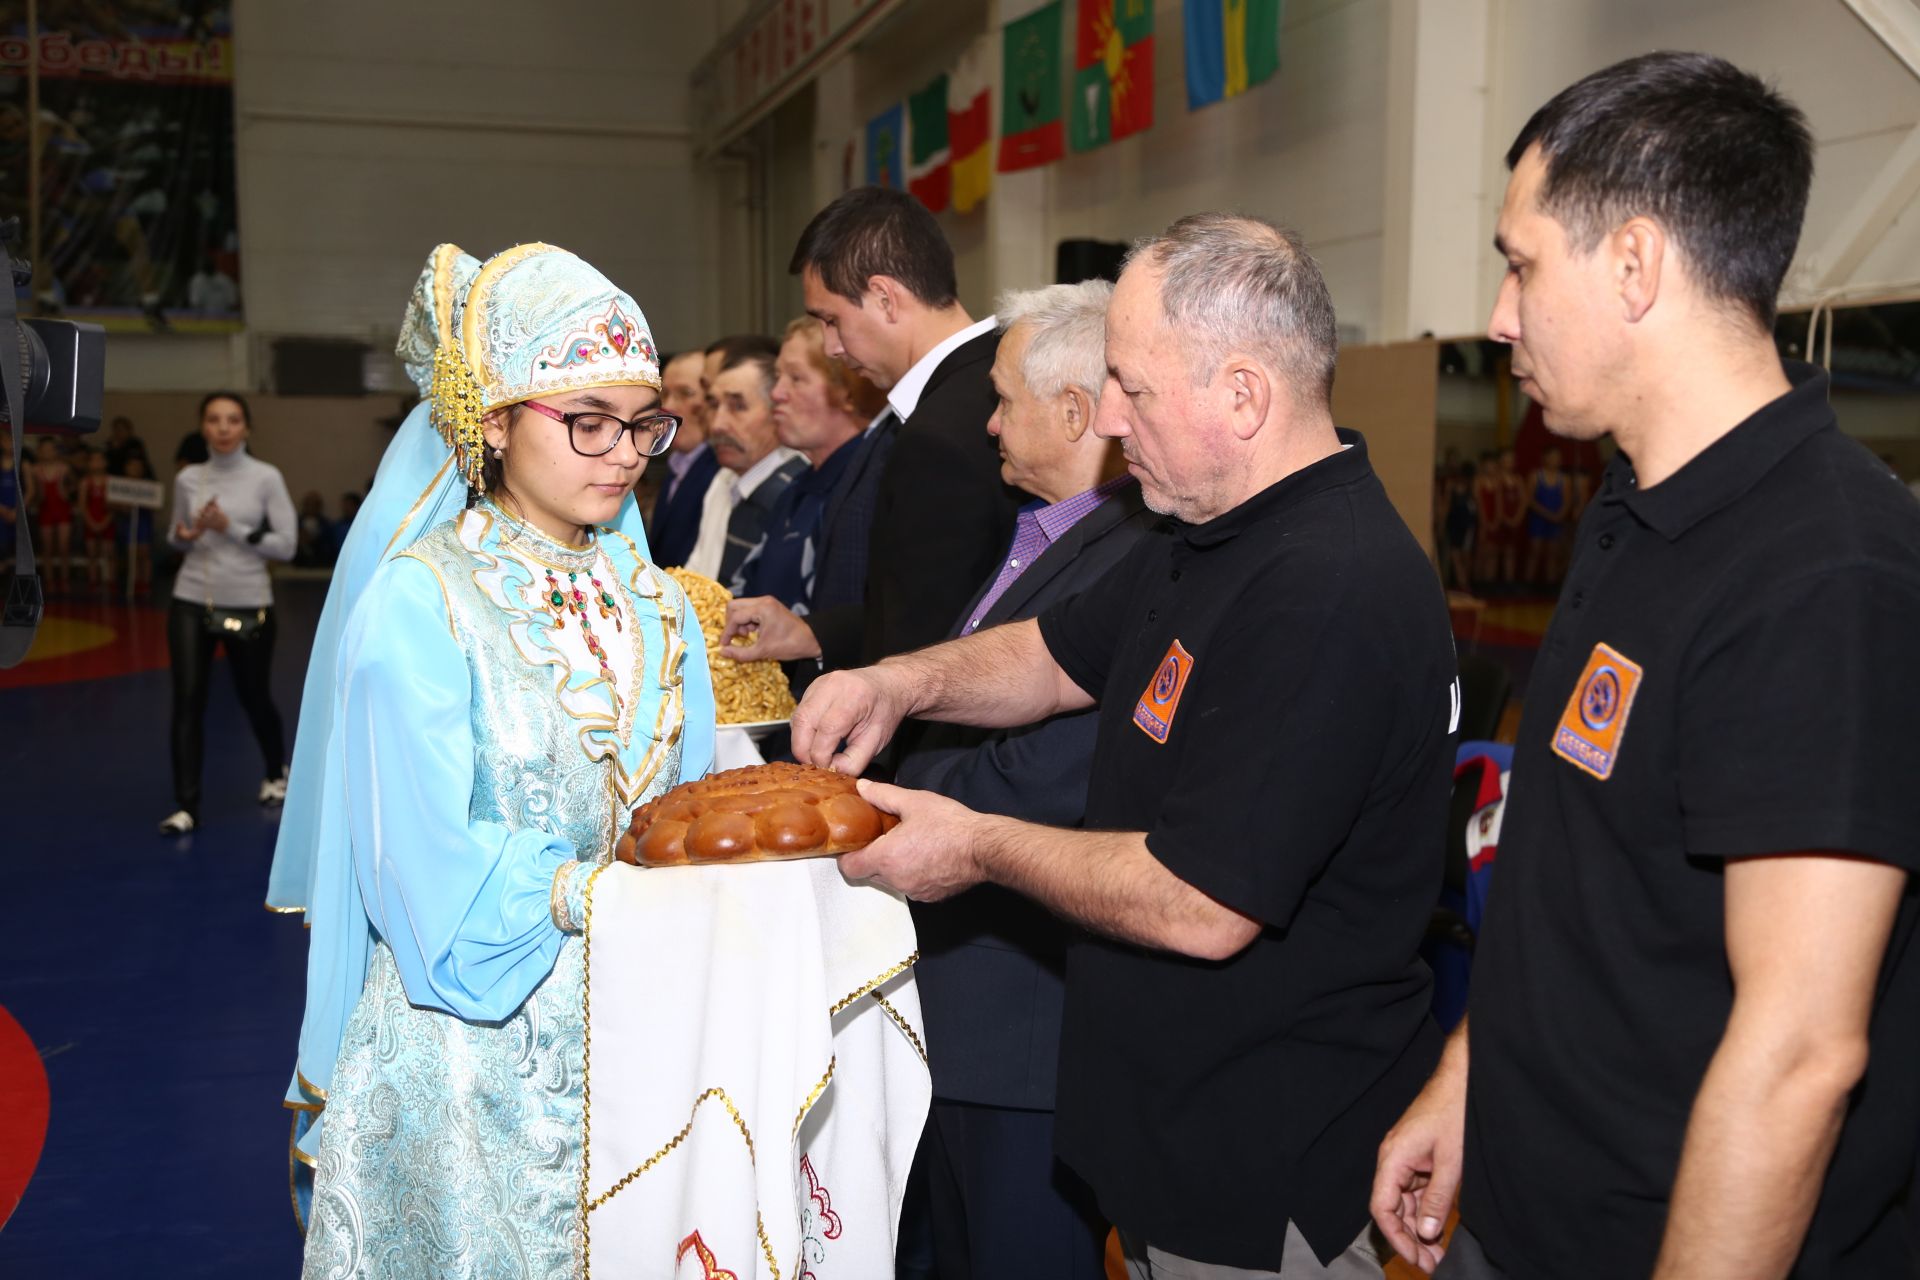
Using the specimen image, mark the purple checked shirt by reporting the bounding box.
[963,474,1135,635]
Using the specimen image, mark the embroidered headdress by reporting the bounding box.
[397,242,663,491]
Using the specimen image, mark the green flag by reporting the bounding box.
[998,2,1065,172]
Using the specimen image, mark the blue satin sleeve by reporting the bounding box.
[672,575,718,783]
[339,554,573,1023]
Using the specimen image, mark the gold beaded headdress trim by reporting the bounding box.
[429,344,490,493]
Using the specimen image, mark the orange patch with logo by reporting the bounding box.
[1551,642,1643,781]
[1133,639,1195,744]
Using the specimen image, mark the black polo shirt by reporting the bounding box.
[1036,431,1455,1269]
[1463,364,1920,1278]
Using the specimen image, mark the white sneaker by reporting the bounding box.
[259,771,288,806]
[158,810,196,835]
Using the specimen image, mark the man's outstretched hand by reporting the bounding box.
[791,667,908,774]
[720,596,821,662]
[837,779,989,901]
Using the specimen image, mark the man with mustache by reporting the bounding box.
[684,343,804,584]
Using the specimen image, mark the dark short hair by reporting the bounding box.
[717,346,778,401]
[198,391,252,428]
[703,333,779,366]
[1507,51,1812,330]
[788,186,958,308]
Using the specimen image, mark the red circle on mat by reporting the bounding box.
[0,603,172,689]
[0,1003,49,1232]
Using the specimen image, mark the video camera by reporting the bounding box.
[1,216,110,667]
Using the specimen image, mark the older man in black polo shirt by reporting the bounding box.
[794,214,1459,1278]
[1372,53,1920,1280]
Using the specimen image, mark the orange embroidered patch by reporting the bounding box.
[1551,642,1643,781]
[1133,639,1195,744]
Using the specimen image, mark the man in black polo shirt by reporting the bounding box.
[1372,53,1920,1280]
[794,213,1458,1278]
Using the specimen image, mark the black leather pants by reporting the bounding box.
[167,599,286,818]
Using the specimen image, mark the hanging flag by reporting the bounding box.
[949,34,996,213]
[908,75,952,212]
[998,1,1065,173]
[1070,0,1155,151]
[1184,0,1283,110]
[866,102,906,189]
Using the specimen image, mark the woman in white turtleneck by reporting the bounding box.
[159,392,297,835]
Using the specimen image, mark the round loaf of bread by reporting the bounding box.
[616,762,899,867]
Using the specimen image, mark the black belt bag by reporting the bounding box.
[204,605,269,642]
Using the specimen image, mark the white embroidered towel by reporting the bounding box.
[582,855,928,1279]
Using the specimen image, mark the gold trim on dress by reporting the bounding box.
[394,549,462,641]
[264,903,305,915]
[380,454,456,560]
[286,1112,308,1235]
[296,1068,329,1101]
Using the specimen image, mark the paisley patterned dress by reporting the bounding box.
[302,501,703,1279]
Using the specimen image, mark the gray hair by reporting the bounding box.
[993,279,1115,403]
[1127,213,1338,404]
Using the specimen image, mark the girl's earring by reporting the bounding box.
[492,447,504,458]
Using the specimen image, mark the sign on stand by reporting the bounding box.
[106,476,164,600]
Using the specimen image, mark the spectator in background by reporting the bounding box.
[648,349,718,567]
[334,491,361,551]
[175,423,211,469]
[1442,458,1477,591]
[187,252,240,314]
[1522,442,1569,588]
[118,454,155,592]
[159,392,297,835]
[104,415,149,476]
[26,436,75,592]
[720,186,1018,712]
[78,447,115,588]
[296,490,336,567]
[684,344,804,585]
[733,316,885,608]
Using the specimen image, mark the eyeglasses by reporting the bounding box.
[522,400,681,459]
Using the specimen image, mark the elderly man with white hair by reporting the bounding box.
[794,214,1459,1279]
[896,277,1154,1280]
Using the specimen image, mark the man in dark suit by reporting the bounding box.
[895,279,1156,1280]
[648,349,717,567]
[719,187,1018,693]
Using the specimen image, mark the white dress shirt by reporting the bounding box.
[886,315,998,422]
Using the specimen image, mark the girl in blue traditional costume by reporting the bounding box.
[268,242,716,1277]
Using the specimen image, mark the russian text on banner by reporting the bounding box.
[998,1,1065,172]
[1070,0,1155,151]
[1184,0,1282,111]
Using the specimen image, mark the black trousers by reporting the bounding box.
[899,1099,1108,1280]
[167,599,286,818]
